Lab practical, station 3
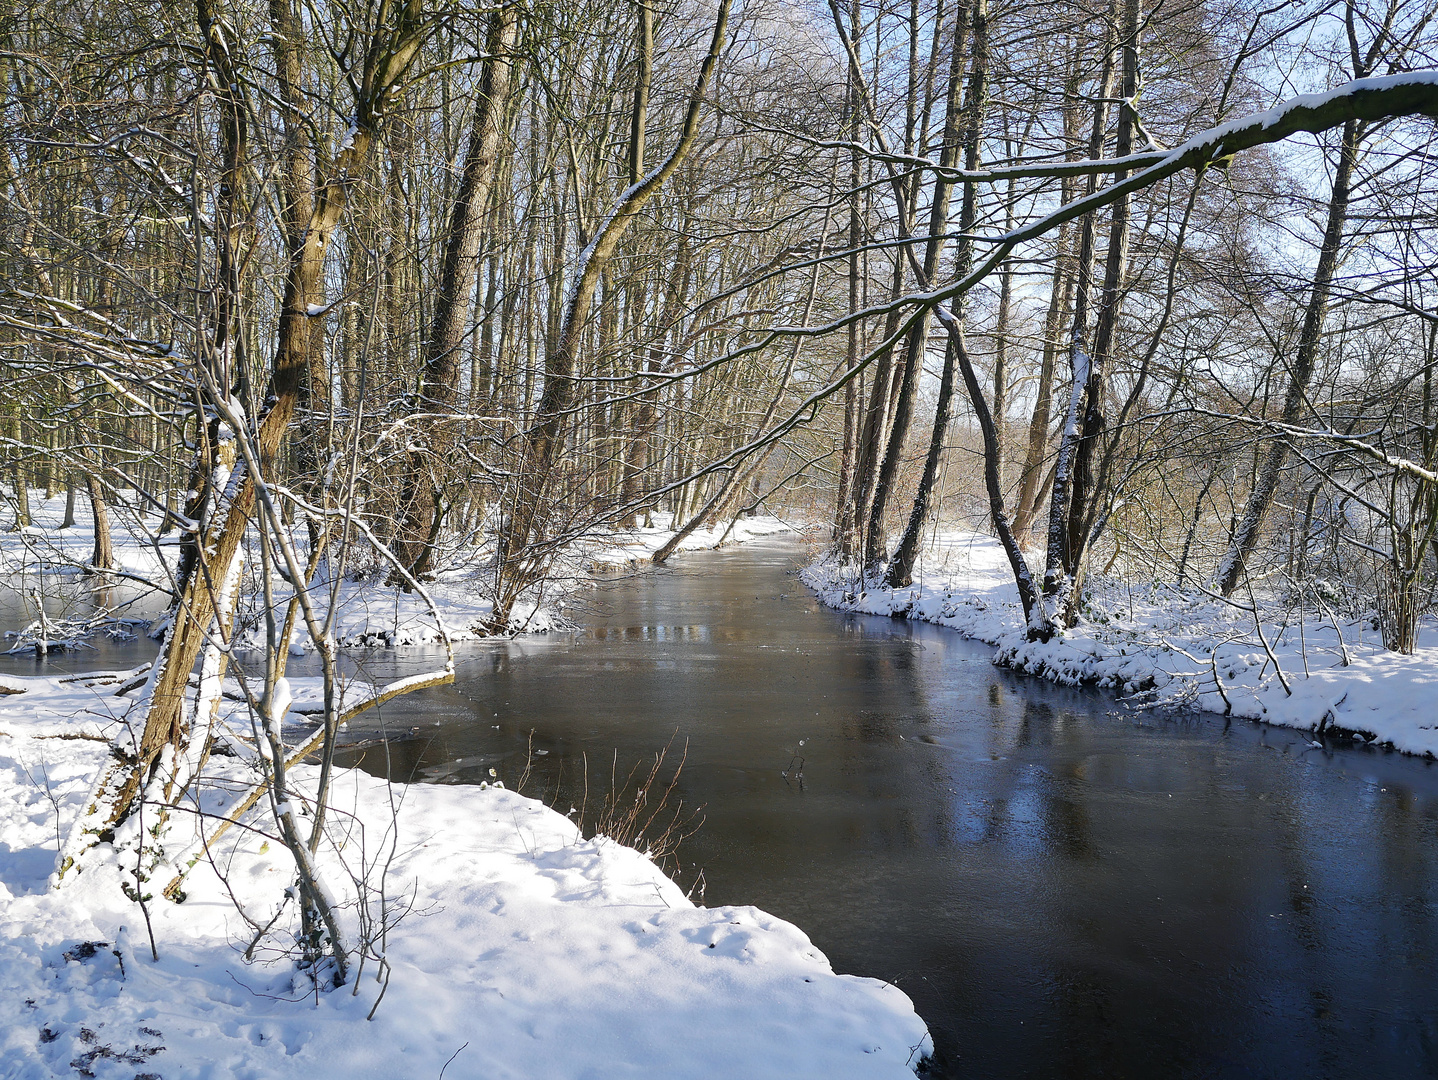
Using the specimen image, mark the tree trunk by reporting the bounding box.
[389,4,519,582]
[850,258,907,558]
[1041,16,1119,605]
[887,0,988,588]
[832,26,865,559]
[65,0,426,884]
[1053,0,1139,621]
[947,315,1042,627]
[83,472,114,574]
[267,0,327,490]
[1216,116,1360,597]
[620,230,693,526]
[496,0,731,616]
[862,0,970,574]
[59,474,76,529]
[11,462,29,529]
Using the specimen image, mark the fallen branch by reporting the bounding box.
[160,667,453,900]
[60,663,151,686]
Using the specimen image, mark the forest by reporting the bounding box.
[1,0,1437,1074]
[3,0,1436,641]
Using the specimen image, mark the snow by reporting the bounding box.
[1187,70,1438,145]
[585,512,798,569]
[0,669,930,1078]
[266,676,292,722]
[0,494,176,582]
[284,514,796,648]
[803,529,1438,757]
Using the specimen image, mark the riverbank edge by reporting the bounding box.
[0,665,934,1078]
[799,544,1438,760]
[0,494,801,649]
[2,507,942,1077]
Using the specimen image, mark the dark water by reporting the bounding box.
[335,540,1438,1079]
[0,573,166,676]
[12,544,1438,1077]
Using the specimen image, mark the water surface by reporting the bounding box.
[0,572,164,675]
[9,543,1436,1077]
[337,540,1438,1078]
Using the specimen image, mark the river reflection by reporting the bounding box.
[0,572,166,674]
[321,541,1438,1078]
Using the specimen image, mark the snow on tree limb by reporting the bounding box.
[1186,406,1438,485]
[668,71,1438,493]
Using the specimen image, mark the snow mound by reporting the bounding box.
[0,671,930,1078]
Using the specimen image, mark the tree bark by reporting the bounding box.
[60,474,76,529]
[1053,0,1139,620]
[1041,17,1118,605]
[66,0,428,877]
[887,0,988,588]
[496,0,731,615]
[862,0,970,574]
[10,461,29,529]
[1216,117,1360,597]
[390,4,519,582]
[83,472,114,574]
[833,34,865,559]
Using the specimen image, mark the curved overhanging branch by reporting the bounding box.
[1185,407,1438,485]
[497,0,732,600]
[621,72,1438,631]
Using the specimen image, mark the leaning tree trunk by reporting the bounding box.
[63,0,427,885]
[495,0,730,619]
[1049,0,1140,623]
[389,3,518,583]
[886,0,988,588]
[1216,116,1360,597]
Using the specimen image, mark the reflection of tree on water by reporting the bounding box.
[86,582,118,617]
[322,545,1438,1080]
[0,572,164,669]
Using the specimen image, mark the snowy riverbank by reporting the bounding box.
[0,667,931,1078]
[803,530,1438,758]
[0,493,800,647]
[315,512,801,645]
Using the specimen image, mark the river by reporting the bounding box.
[333,539,1438,1078]
[8,541,1438,1077]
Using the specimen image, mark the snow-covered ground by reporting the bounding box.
[0,500,174,584]
[318,512,799,646]
[0,493,799,648]
[803,530,1438,757]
